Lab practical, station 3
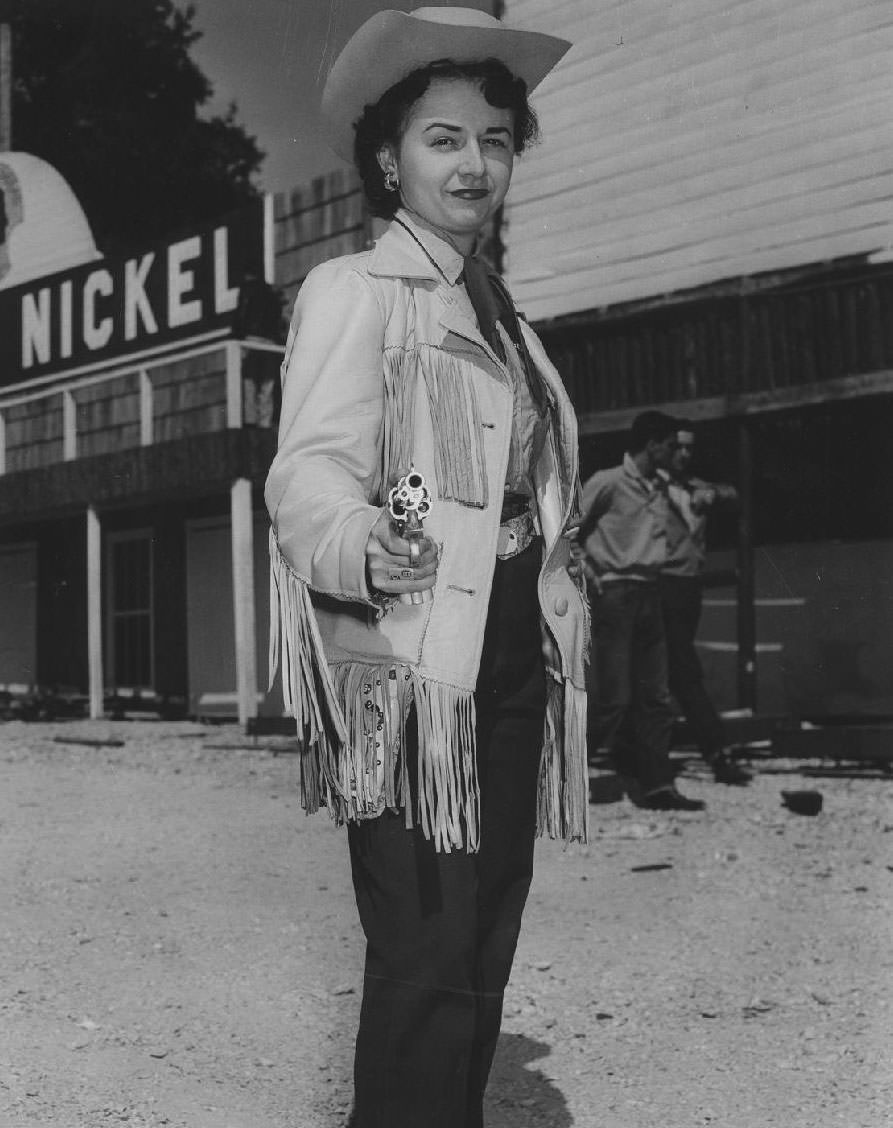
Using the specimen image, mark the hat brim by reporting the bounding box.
[321,9,571,162]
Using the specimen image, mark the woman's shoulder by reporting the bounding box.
[302,249,376,290]
[294,249,386,315]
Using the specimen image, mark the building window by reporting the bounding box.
[107,531,154,690]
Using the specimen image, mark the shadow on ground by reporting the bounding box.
[486,1033,572,1126]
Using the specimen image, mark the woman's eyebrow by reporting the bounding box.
[421,122,512,134]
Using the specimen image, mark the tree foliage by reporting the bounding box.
[8,0,264,256]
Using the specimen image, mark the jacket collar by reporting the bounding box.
[623,451,659,491]
[368,210,509,368]
[368,210,466,286]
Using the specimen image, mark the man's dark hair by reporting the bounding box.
[628,411,679,453]
[353,58,540,219]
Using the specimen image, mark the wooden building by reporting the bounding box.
[0,154,367,722]
[502,0,893,719]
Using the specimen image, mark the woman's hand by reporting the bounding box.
[365,509,438,596]
[564,524,602,594]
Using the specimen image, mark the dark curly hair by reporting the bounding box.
[353,58,540,219]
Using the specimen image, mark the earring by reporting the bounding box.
[384,168,400,192]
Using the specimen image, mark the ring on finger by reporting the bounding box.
[388,567,415,582]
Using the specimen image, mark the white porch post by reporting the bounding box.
[86,505,104,719]
[230,477,257,727]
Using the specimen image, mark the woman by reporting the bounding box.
[266,8,585,1126]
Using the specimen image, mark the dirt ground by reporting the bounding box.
[1,718,891,1128]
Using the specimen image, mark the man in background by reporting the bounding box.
[660,421,752,785]
[577,411,705,812]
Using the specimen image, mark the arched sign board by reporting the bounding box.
[0,153,266,388]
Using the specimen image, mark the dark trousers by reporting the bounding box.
[659,574,726,759]
[587,579,675,794]
[348,541,546,1128]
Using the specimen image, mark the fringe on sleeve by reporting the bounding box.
[538,673,589,844]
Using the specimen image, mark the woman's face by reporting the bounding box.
[382,77,515,253]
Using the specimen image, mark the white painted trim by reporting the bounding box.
[86,506,104,719]
[0,329,230,400]
[139,369,153,447]
[230,478,258,726]
[225,340,243,429]
[62,390,76,461]
[263,192,275,285]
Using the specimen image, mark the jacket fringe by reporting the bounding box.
[538,673,590,844]
[269,533,480,853]
[381,345,488,508]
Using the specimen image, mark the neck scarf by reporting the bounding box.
[462,254,548,414]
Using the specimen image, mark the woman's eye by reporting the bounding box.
[431,136,456,148]
[484,137,509,150]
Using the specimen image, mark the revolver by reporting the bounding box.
[387,469,433,606]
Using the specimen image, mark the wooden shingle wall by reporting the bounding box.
[504,0,893,321]
[4,398,63,472]
[273,168,370,314]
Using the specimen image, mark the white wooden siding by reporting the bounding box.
[503,0,893,321]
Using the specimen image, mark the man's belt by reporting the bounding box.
[496,508,538,560]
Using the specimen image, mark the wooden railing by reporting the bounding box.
[537,262,893,427]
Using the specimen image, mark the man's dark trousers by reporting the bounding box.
[659,573,726,758]
[348,540,546,1128]
[588,579,675,793]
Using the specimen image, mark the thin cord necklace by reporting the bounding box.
[393,215,465,284]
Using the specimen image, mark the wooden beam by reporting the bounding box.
[772,725,893,764]
[576,367,893,436]
[86,506,104,719]
[736,420,757,711]
[230,477,257,727]
[0,24,11,152]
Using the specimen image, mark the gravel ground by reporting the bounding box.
[1,718,891,1128]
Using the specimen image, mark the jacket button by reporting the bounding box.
[554,597,569,617]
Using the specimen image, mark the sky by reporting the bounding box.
[190,0,494,197]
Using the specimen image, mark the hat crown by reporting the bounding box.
[409,7,504,30]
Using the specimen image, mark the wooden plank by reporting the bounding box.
[510,217,893,322]
[505,0,893,320]
[86,505,104,720]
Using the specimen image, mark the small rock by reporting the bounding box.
[331,985,355,996]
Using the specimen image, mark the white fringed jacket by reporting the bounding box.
[265,213,589,852]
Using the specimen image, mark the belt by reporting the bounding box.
[496,508,538,560]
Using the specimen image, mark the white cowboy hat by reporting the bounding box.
[321,6,572,161]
